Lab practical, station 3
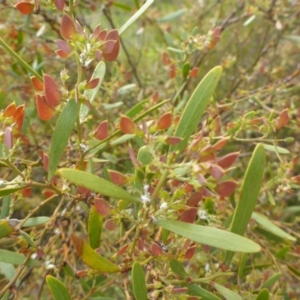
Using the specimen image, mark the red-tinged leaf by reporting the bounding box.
[199,152,216,163]
[60,14,76,40]
[152,92,159,102]
[56,49,69,58]
[78,186,91,195]
[76,270,89,278]
[21,187,32,197]
[162,52,171,66]
[93,24,101,37]
[13,105,24,122]
[14,1,34,15]
[94,120,109,140]
[4,102,16,117]
[187,191,203,206]
[4,127,13,149]
[43,189,55,198]
[34,0,38,10]
[102,40,116,54]
[86,78,100,89]
[275,109,289,129]
[71,234,84,256]
[208,26,221,49]
[217,152,239,169]
[170,64,176,79]
[165,136,182,145]
[35,94,55,121]
[120,115,136,134]
[189,67,199,78]
[179,207,198,223]
[108,170,127,186]
[43,153,49,171]
[43,74,62,107]
[157,112,172,130]
[215,180,237,197]
[97,29,107,41]
[212,138,229,151]
[291,175,300,184]
[56,40,72,55]
[185,245,196,259]
[117,244,128,257]
[150,242,163,256]
[31,76,43,92]
[210,165,224,180]
[94,198,110,216]
[105,219,116,231]
[54,0,64,11]
[95,49,102,61]
[102,29,120,61]
[138,238,145,251]
[14,105,25,131]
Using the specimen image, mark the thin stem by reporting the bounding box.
[0,254,31,298]
[15,194,58,230]
[0,38,43,81]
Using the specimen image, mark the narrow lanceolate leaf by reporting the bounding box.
[0,220,15,239]
[252,212,296,241]
[187,284,221,300]
[71,234,120,273]
[48,99,80,180]
[155,220,260,253]
[88,206,103,249]
[132,262,148,300]
[0,183,26,197]
[213,282,242,300]
[58,168,139,202]
[225,144,265,263]
[22,217,50,228]
[255,288,270,300]
[0,249,40,266]
[80,61,106,121]
[170,259,188,278]
[46,275,72,300]
[172,66,222,152]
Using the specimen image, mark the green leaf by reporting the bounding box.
[0,183,26,197]
[238,253,248,279]
[284,35,300,43]
[71,234,120,273]
[261,273,281,289]
[126,99,148,118]
[226,144,265,263]
[58,168,139,202]
[46,275,72,300]
[262,143,289,154]
[0,220,14,239]
[22,217,50,228]
[252,212,296,242]
[80,61,106,121]
[88,206,103,249]
[119,0,154,35]
[171,66,222,152]
[48,99,80,180]
[132,262,148,300]
[169,259,187,278]
[187,284,221,300]
[157,9,187,23]
[213,282,242,300]
[137,146,153,166]
[0,196,10,219]
[155,220,261,253]
[255,288,270,300]
[0,262,16,281]
[0,249,40,267]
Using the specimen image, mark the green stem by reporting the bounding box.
[0,38,43,81]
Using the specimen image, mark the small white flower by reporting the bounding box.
[205,263,210,272]
[141,194,151,203]
[198,210,207,220]
[0,179,5,187]
[159,202,168,209]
